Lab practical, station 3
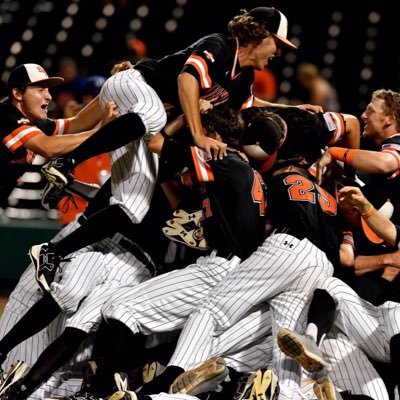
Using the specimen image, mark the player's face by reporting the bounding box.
[360,98,388,143]
[20,85,52,122]
[252,36,281,70]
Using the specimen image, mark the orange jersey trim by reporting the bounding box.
[191,146,214,182]
[54,119,70,135]
[326,112,346,145]
[241,95,255,109]
[185,55,212,89]
[3,125,42,153]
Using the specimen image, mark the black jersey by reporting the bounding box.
[268,170,342,266]
[160,141,267,259]
[362,135,400,218]
[135,33,254,111]
[266,106,346,165]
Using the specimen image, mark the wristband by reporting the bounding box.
[360,204,376,219]
[328,147,356,166]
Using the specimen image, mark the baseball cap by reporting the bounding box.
[248,7,297,50]
[82,75,107,95]
[7,63,64,90]
[241,112,286,172]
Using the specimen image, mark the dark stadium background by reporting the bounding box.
[0,0,397,117]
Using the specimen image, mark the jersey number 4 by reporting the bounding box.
[284,174,337,215]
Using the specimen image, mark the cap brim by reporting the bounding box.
[273,34,297,50]
[26,77,64,88]
[360,217,384,244]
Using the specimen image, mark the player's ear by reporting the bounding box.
[12,87,23,101]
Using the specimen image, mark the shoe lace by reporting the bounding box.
[60,193,79,214]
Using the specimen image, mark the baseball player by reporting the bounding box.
[41,6,323,194]
[0,63,116,209]
[48,105,271,400]
[151,163,344,400]
[316,89,400,223]
[242,107,360,173]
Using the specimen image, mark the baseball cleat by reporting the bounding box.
[142,361,165,384]
[41,156,75,189]
[313,377,343,400]
[0,361,30,396]
[169,356,228,396]
[277,328,326,372]
[29,242,61,293]
[251,369,279,400]
[162,209,208,251]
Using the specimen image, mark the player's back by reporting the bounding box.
[196,150,267,260]
[267,167,341,266]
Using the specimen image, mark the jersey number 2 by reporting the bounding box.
[284,174,337,215]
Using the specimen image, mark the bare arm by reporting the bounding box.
[24,101,117,159]
[253,96,323,113]
[341,114,361,149]
[25,131,95,159]
[67,96,104,133]
[177,72,226,159]
[338,186,398,247]
[355,251,400,276]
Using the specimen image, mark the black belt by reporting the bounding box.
[78,214,87,225]
[119,238,157,276]
[272,227,305,241]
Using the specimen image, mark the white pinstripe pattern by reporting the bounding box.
[318,326,389,400]
[167,233,333,396]
[101,254,240,335]
[0,220,81,372]
[99,69,166,137]
[318,277,400,363]
[98,68,166,223]
[109,139,158,223]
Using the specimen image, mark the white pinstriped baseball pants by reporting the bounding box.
[168,233,334,400]
[318,276,400,363]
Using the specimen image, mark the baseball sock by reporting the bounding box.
[0,293,61,357]
[62,113,146,166]
[138,365,184,395]
[52,204,134,258]
[19,327,87,392]
[306,289,336,345]
[90,319,147,396]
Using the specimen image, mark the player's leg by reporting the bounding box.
[42,70,166,188]
[320,277,391,363]
[320,327,389,400]
[277,288,336,372]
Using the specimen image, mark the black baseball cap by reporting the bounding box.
[7,63,64,90]
[248,7,297,50]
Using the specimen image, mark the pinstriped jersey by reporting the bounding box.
[268,170,341,266]
[135,33,254,111]
[160,142,267,259]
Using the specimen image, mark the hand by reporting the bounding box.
[193,134,227,160]
[338,186,371,214]
[316,147,332,184]
[199,99,214,114]
[100,101,118,127]
[297,104,324,113]
[111,61,134,75]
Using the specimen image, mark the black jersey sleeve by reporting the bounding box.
[180,34,231,91]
